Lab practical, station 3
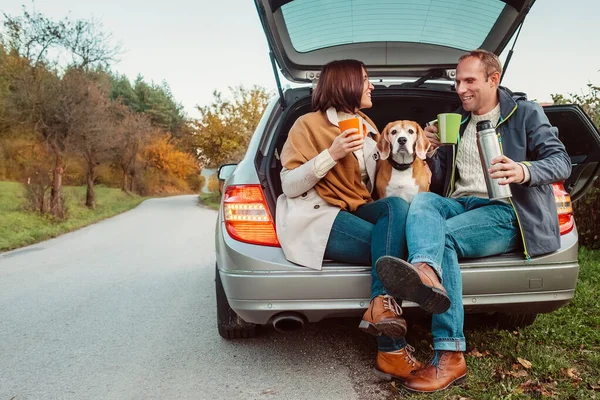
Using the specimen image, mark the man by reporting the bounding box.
[375,49,571,393]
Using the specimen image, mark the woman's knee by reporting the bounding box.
[383,196,409,211]
[411,192,444,211]
[378,196,410,217]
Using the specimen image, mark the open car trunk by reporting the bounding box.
[260,86,600,216]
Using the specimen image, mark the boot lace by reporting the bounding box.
[403,345,419,367]
[382,295,402,317]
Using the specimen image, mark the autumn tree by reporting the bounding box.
[2,7,119,216]
[66,69,115,208]
[192,85,271,168]
[5,63,70,216]
[142,134,200,193]
[1,6,68,66]
[112,105,153,193]
[1,5,120,69]
[143,134,199,179]
[207,174,219,193]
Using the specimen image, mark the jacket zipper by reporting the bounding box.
[445,146,457,197]
[496,105,532,260]
[445,118,468,197]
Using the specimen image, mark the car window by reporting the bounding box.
[281,0,506,53]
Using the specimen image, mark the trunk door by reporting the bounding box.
[255,0,535,83]
[544,105,600,201]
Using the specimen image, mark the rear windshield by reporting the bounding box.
[281,0,506,53]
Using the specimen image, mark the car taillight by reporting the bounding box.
[223,184,280,247]
[553,182,574,235]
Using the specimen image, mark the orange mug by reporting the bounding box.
[338,117,366,139]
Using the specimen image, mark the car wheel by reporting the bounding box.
[496,313,538,330]
[215,264,258,339]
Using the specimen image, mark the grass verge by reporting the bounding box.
[0,181,146,252]
[198,192,220,211]
[394,247,600,399]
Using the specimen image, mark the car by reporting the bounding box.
[214,0,600,339]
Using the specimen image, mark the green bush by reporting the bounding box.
[573,181,600,249]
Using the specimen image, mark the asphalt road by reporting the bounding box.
[0,195,398,400]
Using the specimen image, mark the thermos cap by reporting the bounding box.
[476,120,494,132]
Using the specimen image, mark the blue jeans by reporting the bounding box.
[324,197,409,352]
[406,192,519,352]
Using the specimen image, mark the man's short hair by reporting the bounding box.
[458,49,503,78]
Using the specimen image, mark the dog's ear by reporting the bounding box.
[415,123,431,160]
[377,123,392,160]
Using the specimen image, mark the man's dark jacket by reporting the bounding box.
[428,87,572,258]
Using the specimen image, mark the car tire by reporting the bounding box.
[496,313,538,330]
[215,264,258,339]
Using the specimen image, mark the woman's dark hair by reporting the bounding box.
[312,59,366,113]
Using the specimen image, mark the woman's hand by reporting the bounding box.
[489,155,525,185]
[328,128,365,161]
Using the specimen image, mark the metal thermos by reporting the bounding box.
[476,120,512,200]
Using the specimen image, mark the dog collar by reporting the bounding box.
[388,158,412,171]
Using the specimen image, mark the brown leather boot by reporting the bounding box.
[375,256,450,314]
[373,345,424,381]
[402,351,467,392]
[359,295,407,338]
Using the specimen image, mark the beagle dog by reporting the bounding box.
[375,120,432,203]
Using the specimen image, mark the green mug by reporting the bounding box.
[435,113,462,145]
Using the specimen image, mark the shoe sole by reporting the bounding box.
[372,367,410,382]
[401,374,466,393]
[376,256,451,315]
[358,319,407,338]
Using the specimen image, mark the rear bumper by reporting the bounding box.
[216,221,580,325]
[220,263,578,325]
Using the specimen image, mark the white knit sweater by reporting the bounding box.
[452,104,501,199]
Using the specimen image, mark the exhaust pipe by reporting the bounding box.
[271,312,306,333]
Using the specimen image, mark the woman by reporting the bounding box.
[276,59,421,381]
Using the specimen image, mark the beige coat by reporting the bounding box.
[276,108,380,270]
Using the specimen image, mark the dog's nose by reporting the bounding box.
[398,137,407,145]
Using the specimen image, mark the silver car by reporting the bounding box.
[214,0,600,339]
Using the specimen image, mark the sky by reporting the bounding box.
[1,0,599,118]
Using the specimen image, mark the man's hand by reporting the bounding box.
[328,128,364,161]
[489,155,525,185]
[424,124,441,151]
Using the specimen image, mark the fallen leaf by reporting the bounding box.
[518,380,556,397]
[517,357,533,369]
[495,351,505,358]
[495,367,528,380]
[467,349,485,358]
[560,367,581,382]
[512,363,521,370]
[588,383,600,392]
[507,370,528,378]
